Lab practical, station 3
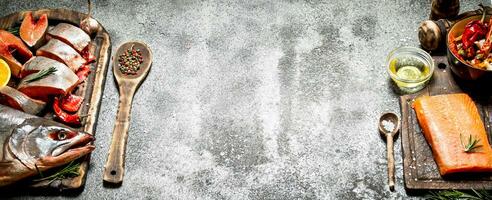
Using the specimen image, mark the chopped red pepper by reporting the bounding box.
[462,22,487,49]
[462,7,488,50]
[60,94,84,113]
[53,97,81,126]
[76,65,91,83]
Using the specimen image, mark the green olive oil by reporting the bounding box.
[389,57,431,93]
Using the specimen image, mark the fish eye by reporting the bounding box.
[57,131,67,140]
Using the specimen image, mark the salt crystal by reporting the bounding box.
[382,120,395,132]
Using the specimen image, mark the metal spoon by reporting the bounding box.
[103,41,152,186]
[80,0,99,35]
[378,112,401,191]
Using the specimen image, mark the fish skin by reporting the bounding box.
[17,56,79,101]
[36,39,85,72]
[413,93,492,175]
[0,86,46,115]
[0,105,94,187]
[47,23,90,54]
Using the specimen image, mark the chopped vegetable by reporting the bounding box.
[53,97,81,126]
[450,5,492,70]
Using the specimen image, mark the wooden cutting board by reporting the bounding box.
[400,55,492,190]
[0,9,111,191]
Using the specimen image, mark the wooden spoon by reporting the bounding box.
[378,112,401,191]
[103,41,152,185]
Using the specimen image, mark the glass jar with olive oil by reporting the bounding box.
[387,47,434,93]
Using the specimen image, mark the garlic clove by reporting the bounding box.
[80,17,99,36]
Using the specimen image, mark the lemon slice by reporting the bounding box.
[0,59,11,88]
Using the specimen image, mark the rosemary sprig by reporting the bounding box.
[24,67,57,83]
[426,189,492,200]
[33,161,80,184]
[6,26,19,36]
[460,133,483,153]
[34,163,43,178]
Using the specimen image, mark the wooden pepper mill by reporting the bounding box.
[419,6,489,50]
[419,19,452,50]
[430,0,460,20]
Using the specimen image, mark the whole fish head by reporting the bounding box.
[8,119,95,170]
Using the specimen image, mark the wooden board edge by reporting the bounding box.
[400,94,416,190]
[404,180,492,190]
[67,31,112,189]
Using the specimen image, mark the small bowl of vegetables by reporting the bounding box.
[447,9,492,80]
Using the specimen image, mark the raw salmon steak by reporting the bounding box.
[20,12,48,48]
[36,39,86,72]
[0,86,46,115]
[18,56,79,101]
[0,30,33,77]
[413,93,492,176]
[47,23,90,53]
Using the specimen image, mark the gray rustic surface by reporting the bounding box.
[0,0,487,199]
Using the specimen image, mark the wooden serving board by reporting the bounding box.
[0,9,111,191]
[400,55,492,190]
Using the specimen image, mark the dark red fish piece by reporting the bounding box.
[53,97,81,126]
[60,94,83,113]
[76,64,91,83]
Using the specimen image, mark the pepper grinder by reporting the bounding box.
[430,0,460,20]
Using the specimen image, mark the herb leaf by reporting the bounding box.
[24,67,57,83]
[6,26,19,36]
[460,133,483,153]
[426,189,492,200]
[33,161,80,183]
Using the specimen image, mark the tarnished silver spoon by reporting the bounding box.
[80,0,99,35]
[378,112,401,191]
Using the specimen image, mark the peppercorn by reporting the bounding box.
[118,46,144,75]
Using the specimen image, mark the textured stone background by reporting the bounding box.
[0,0,487,199]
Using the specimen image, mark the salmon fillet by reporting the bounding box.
[413,93,492,176]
